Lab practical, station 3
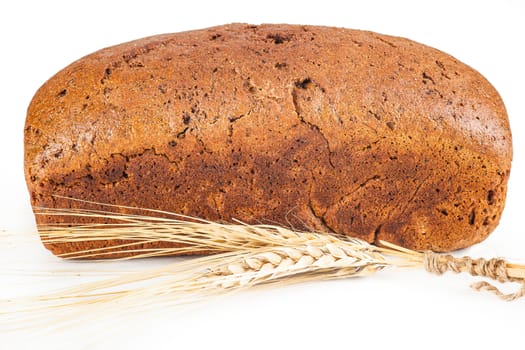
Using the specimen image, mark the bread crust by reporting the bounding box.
[24,24,512,256]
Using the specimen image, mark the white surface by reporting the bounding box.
[1,0,524,349]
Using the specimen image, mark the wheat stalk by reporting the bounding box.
[2,201,525,332]
[0,235,396,331]
[35,204,356,259]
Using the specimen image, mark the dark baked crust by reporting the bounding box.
[24,23,512,256]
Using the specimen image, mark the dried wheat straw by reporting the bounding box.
[32,205,525,300]
[1,202,524,332]
[0,234,395,330]
[35,205,355,259]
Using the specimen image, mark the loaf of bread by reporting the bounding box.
[24,23,512,257]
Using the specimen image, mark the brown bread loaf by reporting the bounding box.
[24,23,512,257]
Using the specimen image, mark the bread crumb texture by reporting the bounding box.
[25,24,512,255]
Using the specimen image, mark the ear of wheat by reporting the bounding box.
[2,201,525,332]
[1,233,392,330]
[35,204,323,259]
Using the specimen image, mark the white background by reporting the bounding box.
[1,0,524,349]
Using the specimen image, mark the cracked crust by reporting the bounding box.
[25,23,512,257]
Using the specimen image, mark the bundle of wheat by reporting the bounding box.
[2,202,524,332]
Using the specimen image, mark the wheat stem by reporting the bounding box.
[2,201,524,331]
